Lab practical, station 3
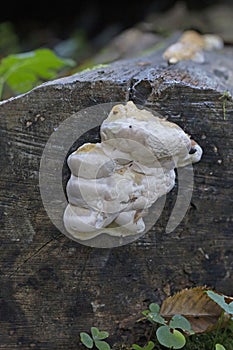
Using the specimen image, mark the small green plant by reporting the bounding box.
[219,90,231,120]
[206,290,233,350]
[0,48,75,99]
[132,340,155,350]
[79,288,233,350]
[215,344,226,350]
[206,290,233,317]
[142,303,193,349]
[80,327,111,350]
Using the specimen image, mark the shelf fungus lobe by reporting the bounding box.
[63,101,202,241]
[163,30,224,64]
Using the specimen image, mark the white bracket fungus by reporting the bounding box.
[63,101,203,241]
[163,30,224,64]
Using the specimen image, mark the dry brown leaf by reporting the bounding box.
[159,286,229,333]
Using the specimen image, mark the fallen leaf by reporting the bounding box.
[159,286,230,333]
[206,290,233,315]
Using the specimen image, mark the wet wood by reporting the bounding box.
[0,41,233,349]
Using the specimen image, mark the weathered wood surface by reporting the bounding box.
[0,41,233,349]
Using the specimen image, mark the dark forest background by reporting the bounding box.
[1,0,232,54]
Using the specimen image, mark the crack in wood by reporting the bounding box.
[6,236,60,278]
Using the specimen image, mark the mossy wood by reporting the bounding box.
[0,42,233,349]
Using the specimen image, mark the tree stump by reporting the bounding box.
[0,40,233,349]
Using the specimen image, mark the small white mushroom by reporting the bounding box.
[63,101,203,241]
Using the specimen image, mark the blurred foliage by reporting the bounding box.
[54,28,91,60]
[0,20,104,100]
[0,48,75,99]
[0,18,165,100]
[0,22,20,57]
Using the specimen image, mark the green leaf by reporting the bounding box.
[206,291,233,315]
[132,345,143,350]
[145,303,165,325]
[91,327,99,338]
[96,331,109,340]
[144,341,155,350]
[156,325,186,349]
[132,342,155,350]
[94,340,111,350]
[91,327,109,340]
[80,332,94,349]
[147,312,166,325]
[149,303,160,313]
[142,303,160,318]
[0,48,75,97]
[215,344,226,350]
[142,310,149,317]
[169,315,194,334]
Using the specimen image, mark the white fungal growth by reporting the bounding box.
[163,30,224,64]
[63,101,202,240]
